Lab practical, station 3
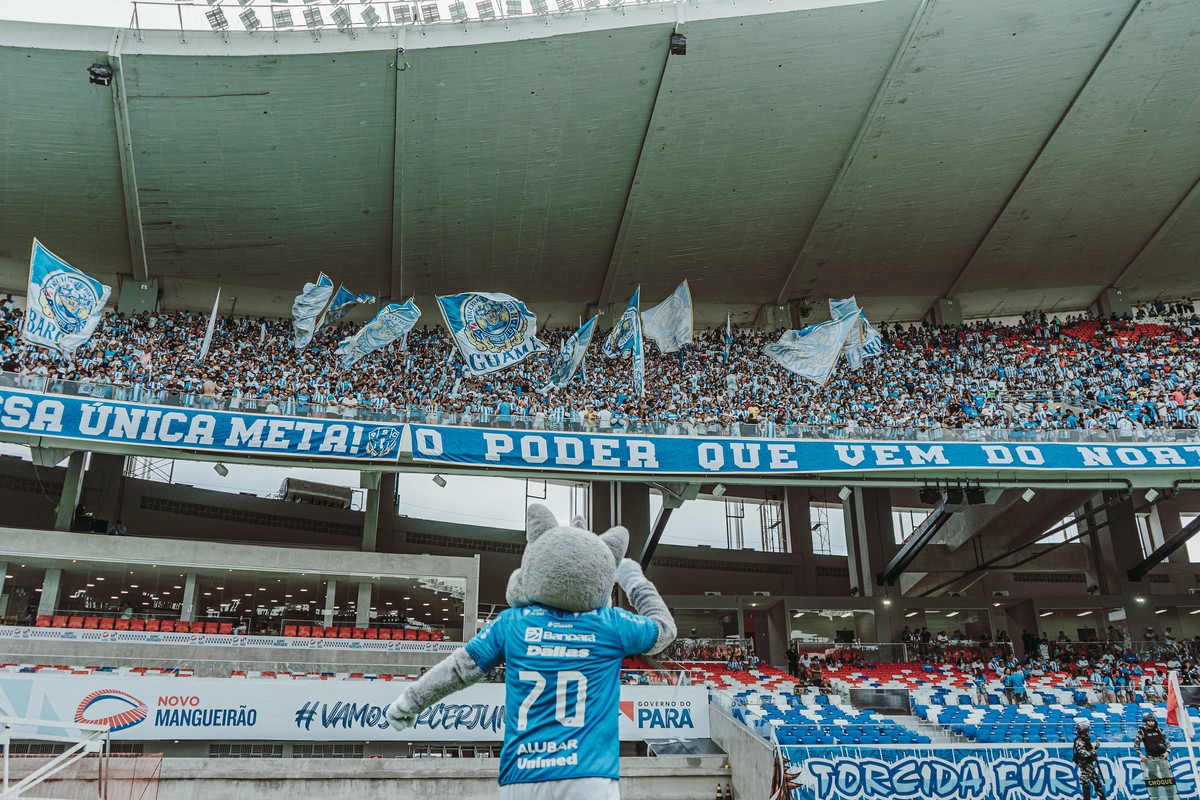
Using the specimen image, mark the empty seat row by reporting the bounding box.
[280,625,444,641]
[37,615,233,634]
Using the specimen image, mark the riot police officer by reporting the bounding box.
[1073,718,1107,800]
[1134,712,1179,800]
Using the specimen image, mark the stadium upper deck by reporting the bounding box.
[2,0,1200,324]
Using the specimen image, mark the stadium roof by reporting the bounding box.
[2,0,1199,324]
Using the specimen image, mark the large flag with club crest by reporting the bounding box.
[321,284,376,330]
[436,292,548,376]
[196,288,222,363]
[640,280,693,353]
[540,316,597,393]
[335,300,421,371]
[22,239,112,357]
[829,296,883,370]
[763,313,859,386]
[603,288,645,395]
[291,273,335,350]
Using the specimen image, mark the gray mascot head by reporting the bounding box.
[506,504,628,613]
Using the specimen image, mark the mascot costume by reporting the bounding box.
[387,504,677,800]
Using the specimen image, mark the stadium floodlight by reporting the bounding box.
[361,4,382,27]
[712,483,726,498]
[505,0,522,14]
[531,0,548,13]
[475,1,495,19]
[303,5,324,27]
[432,474,447,488]
[393,3,415,22]
[421,3,441,22]
[214,463,229,477]
[206,7,230,30]
[331,5,353,30]
[882,598,891,606]
[607,0,623,9]
[582,0,599,9]
[239,8,261,31]
[1021,488,1036,502]
[449,0,468,21]
[557,0,574,10]
[274,8,295,26]
[1145,488,1160,503]
[237,0,253,6]
[838,486,852,502]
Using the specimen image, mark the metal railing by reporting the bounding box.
[4,370,1194,445]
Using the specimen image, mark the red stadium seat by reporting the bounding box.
[283,625,298,637]
[377,628,391,641]
[297,626,311,638]
[190,621,204,634]
[158,620,174,633]
[67,616,84,629]
[204,622,218,635]
[365,628,378,640]
[218,623,232,634]
[130,618,145,632]
[352,627,365,639]
[98,617,115,630]
[51,615,68,628]
[114,619,130,631]
[145,618,161,632]
[35,615,52,628]
[404,629,417,641]
[338,627,352,639]
[308,626,323,638]
[417,630,430,641]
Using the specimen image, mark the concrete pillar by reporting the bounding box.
[932,297,963,327]
[37,567,62,618]
[361,472,382,552]
[1097,287,1130,319]
[1090,491,1161,639]
[872,596,900,645]
[54,452,87,532]
[842,488,896,597]
[590,482,615,532]
[1005,600,1038,658]
[783,488,813,556]
[356,582,372,628]
[461,555,481,639]
[179,573,198,623]
[323,580,337,627]
[0,562,7,617]
[764,602,787,665]
[618,483,652,560]
[86,453,127,524]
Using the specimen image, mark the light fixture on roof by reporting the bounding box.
[393,4,416,23]
[669,30,687,56]
[362,4,382,28]
[303,6,324,28]
[712,484,726,498]
[882,598,892,606]
[506,0,523,13]
[476,1,495,18]
[1022,489,1036,503]
[945,611,958,618]
[1145,489,1160,503]
[1156,608,1168,615]
[239,8,261,31]
[838,486,852,502]
[274,8,295,27]
[86,63,113,87]
[214,463,229,477]
[905,611,918,618]
[531,0,548,11]
[206,8,230,31]
[1077,611,1091,617]
[449,0,468,21]
[421,3,441,22]
[432,474,447,488]
[331,5,353,31]
[1039,611,1054,617]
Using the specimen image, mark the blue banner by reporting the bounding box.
[541,315,597,392]
[322,284,376,329]
[291,272,335,350]
[436,292,548,376]
[408,425,1200,474]
[335,300,421,371]
[0,388,404,461]
[777,744,1196,800]
[23,239,112,357]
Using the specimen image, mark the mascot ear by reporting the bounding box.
[571,516,588,529]
[526,503,558,543]
[506,569,529,607]
[599,526,629,565]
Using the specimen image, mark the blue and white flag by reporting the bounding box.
[436,292,548,376]
[641,280,692,353]
[828,297,883,370]
[196,287,221,363]
[603,287,641,359]
[335,300,421,371]
[540,315,597,393]
[632,314,645,397]
[292,273,335,350]
[22,239,112,357]
[724,312,732,365]
[321,284,376,330]
[763,314,858,386]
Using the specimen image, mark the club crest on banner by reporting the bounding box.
[365,427,402,458]
[608,311,638,356]
[461,295,530,354]
[39,270,103,336]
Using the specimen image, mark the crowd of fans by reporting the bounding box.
[2,294,1198,436]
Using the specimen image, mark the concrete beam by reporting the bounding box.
[109,33,150,282]
[934,489,1094,552]
[53,452,87,532]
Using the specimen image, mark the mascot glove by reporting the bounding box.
[614,558,645,591]
[386,691,418,732]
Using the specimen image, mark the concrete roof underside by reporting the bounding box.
[2,0,1199,325]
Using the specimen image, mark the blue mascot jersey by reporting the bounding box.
[464,604,659,786]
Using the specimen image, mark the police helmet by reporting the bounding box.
[1075,718,1091,731]
[1144,712,1158,725]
